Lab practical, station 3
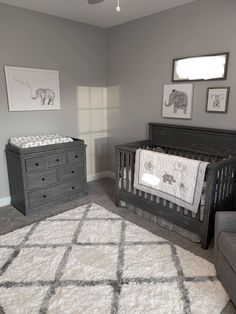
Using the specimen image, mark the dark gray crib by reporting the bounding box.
[115,123,236,249]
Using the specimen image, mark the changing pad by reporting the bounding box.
[9,134,73,149]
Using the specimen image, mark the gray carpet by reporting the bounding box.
[0,178,235,314]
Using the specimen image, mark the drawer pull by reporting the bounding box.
[43,195,47,198]
[71,170,74,174]
[72,186,75,190]
[42,178,46,181]
[56,159,60,162]
[35,163,39,166]
[75,155,78,159]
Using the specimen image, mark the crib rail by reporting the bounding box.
[115,143,236,248]
[116,140,227,162]
[201,157,236,247]
[208,157,236,211]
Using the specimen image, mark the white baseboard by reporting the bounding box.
[87,171,115,182]
[0,172,115,208]
[0,196,11,207]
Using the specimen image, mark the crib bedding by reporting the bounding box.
[120,167,206,221]
[134,149,209,214]
[9,134,73,149]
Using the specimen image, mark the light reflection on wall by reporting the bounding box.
[107,85,121,133]
[107,85,121,170]
[77,86,108,177]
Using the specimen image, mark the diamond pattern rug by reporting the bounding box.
[0,203,229,314]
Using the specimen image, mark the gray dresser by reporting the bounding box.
[6,138,87,215]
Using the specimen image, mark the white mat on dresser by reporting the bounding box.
[9,134,73,149]
[0,203,229,314]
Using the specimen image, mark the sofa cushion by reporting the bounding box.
[218,232,236,273]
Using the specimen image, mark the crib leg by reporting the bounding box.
[201,237,209,249]
[116,196,121,207]
[200,223,213,249]
[115,184,122,207]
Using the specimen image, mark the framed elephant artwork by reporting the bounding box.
[162,84,193,119]
[5,66,60,111]
[206,87,230,113]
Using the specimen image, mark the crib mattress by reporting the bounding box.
[9,134,73,149]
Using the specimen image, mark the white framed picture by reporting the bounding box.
[5,66,61,111]
[162,84,193,119]
[206,87,230,113]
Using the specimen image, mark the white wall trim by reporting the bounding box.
[0,172,115,208]
[0,196,11,207]
[87,171,115,182]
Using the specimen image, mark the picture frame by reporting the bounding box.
[5,66,61,111]
[206,87,230,113]
[172,52,229,82]
[162,84,193,119]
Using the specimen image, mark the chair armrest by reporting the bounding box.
[214,211,236,263]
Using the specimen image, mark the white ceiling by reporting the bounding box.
[0,0,196,28]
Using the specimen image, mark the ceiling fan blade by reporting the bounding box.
[87,0,104,4]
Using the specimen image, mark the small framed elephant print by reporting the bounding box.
[206,87,230,113]
[5,66,60,111]
[162,84,193,119]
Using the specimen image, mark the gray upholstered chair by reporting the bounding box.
[214,211,236,307]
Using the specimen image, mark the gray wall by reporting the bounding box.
[107,0,236,170]
[0,4,107,199]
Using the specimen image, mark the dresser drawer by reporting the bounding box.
[67,149,84,163]
[25,156,47,172]
[27,169,57,190]
[47,152,66,167]
[28,180,85,208]
[58,164,84,182]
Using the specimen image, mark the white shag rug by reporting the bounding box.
[0,203,229,314]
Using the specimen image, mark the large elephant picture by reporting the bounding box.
[162,84,193,119]
[5,66,60,111]
[165,89,188,114]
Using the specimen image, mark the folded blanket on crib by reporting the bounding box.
[134,149,209,214]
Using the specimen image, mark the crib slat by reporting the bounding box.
[228,167,236,208]
[165,200,169,208]
[121,151,125,191]
[226,167,235,209]
[231,168,236,199]
[130,152,135,194]
[219,167,226,209]
[228,166,233,207]
[161,197,167,207]
[179,207,184,216]
[222,166,229,209]
[226,167,232,207]
[168,201,174,210]
[126,153,129,193]
[147,193,152,202]
[214,169,221,208]
[226,165,234,208]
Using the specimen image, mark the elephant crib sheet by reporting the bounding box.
[134,149,209,213]
[9,134,73,149]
